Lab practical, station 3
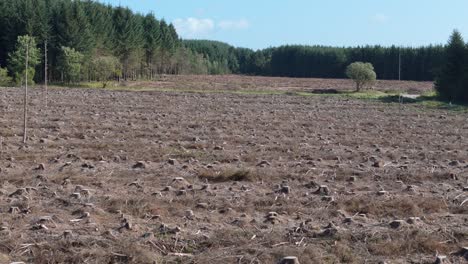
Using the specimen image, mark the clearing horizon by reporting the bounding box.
[102,0,468,50]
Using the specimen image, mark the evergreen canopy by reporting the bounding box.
[0,0,455,83]
[435,30,468,102]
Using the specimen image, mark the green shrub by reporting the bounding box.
[346,62,377,92]
[91,56,122,88]
[0,67,12,86]
[58,46,84,83]
[7,35,40,85]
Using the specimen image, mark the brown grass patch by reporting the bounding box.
[198,167,257,182]
[339,196,448,218]
[102,196,160,218]
[368,229,452,257]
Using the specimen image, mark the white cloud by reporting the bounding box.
[173,17,215,38]
[173,17,250,38]
[218,19,250,30]
[372,13,389,23]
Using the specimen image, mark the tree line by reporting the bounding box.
[187,37,468,103]
[0,0,217,85]
[0,0,458,86]
[184,40,446,81]
[435,30,468,103]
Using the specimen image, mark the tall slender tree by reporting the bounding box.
[112,7,143,79]
[435,30,467,102]
[51,1,94,53]
[143,13,161,79]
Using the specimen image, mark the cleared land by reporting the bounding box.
[0,76,467,264]
[118,75,434,93]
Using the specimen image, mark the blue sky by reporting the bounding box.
[101,0,468,50]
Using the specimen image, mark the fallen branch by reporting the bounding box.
[272,242,289,247]
[167,252,193,257]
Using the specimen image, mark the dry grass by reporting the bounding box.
[102,196,158,218]
[198,167,257,182]
[329,243,362,264]
[338,196,448,218]
[367,229,452,257]
[396,170,461,183]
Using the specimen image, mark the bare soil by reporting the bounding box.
[0,76,466,264]
[123,74,434,94]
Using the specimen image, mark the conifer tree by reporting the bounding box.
[435,30,467,102]
[52,1,94,53]
[112,7,143,79]
[82,1,114,50]
[143,13,161,78]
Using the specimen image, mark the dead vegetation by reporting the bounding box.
[198,167,257,182]
[338,196,449,218]
[0,77,466,263]
[367,229,453,257]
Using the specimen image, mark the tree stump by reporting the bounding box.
[278,256,300,264]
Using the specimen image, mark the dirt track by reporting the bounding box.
[0,78,467,264]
